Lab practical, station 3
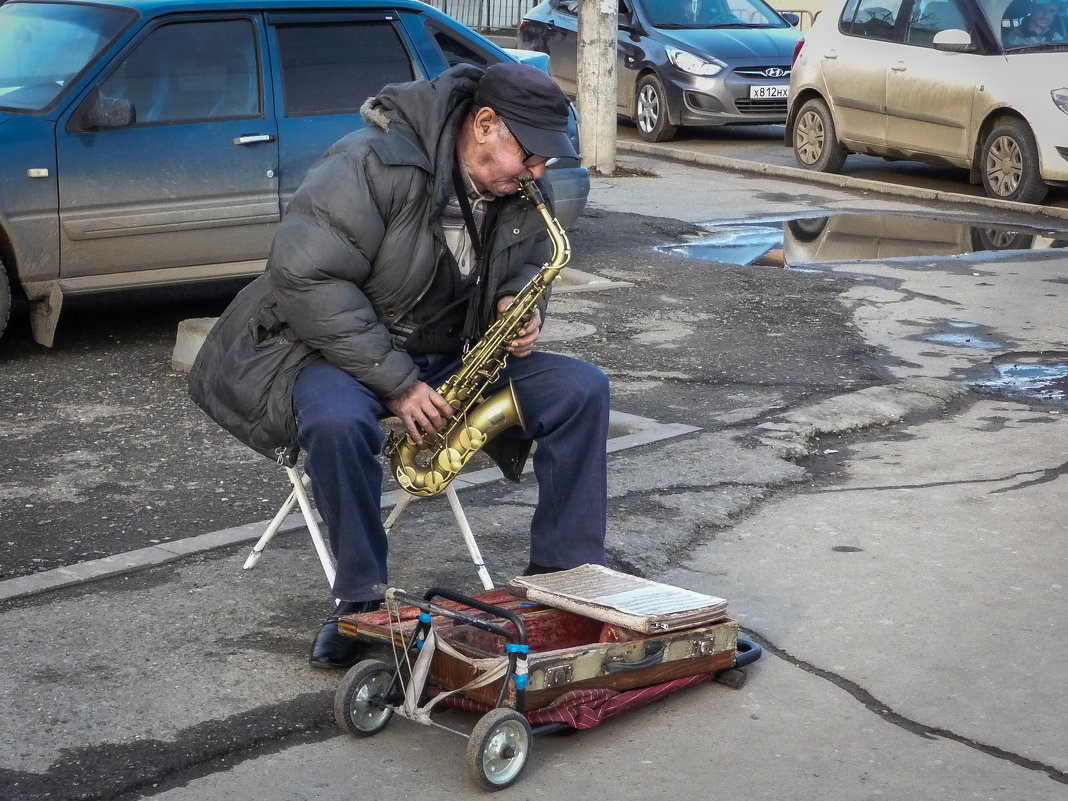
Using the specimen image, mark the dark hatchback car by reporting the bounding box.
[0,0,589,346]
[517,0,802,143]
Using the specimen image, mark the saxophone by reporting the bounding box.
[385,179,571,497]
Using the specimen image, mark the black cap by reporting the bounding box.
[474,62,579,160]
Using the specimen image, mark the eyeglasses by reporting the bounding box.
[504,124,559,168]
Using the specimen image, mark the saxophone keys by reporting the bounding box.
[458,426,486,451]
[437,447,464,473]
[396,467,417,489]
[424,470,448,493]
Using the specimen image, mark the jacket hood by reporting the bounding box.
[360,63,485,174]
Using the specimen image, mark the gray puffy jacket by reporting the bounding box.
[189,64,554,467]
[267,63,554,401]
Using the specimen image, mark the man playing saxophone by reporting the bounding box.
[191,62,609,669]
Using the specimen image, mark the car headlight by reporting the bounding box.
[666,47,724,77]
[1053,88,1068,115]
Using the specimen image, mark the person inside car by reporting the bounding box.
[1003,0,1066,45]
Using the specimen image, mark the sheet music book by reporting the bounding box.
[507,564,728,633]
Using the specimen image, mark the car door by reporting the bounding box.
[818,0,907,147]
[56,16,279,279]
[539,0,581,95]
[617,0,647,115]
[885,0,978,161]
[265,11,419,207]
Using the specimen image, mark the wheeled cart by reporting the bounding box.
[334,578,761,791]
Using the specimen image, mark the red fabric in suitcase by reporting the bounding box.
[432,670,717,730]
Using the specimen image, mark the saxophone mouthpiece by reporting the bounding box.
[520,179,546,209]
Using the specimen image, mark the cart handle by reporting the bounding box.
[425,586,528,647]
[734,636,762,668]
[374,585,527,647]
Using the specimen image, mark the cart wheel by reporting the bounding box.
[334,659,395,737]
[465,708,532,791]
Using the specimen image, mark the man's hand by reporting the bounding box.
[385,380,455,444]
[497,296,542,358]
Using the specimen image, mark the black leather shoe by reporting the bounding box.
[522,561,557,576]
[309,600,381,670]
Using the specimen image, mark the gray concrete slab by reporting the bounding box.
[147,652,1060,801]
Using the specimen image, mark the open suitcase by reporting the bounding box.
[334,566,761,791]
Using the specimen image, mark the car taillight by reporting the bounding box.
[791,37,805,66]
[518,20,530,35]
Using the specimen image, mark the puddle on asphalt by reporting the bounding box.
[922,321,1002,350]
[970,355,1068,406]
[659,212,1068,268]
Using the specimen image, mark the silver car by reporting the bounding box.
[786,0,1068,203]
[518,0,803,142]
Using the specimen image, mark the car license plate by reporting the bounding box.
[749,84,789,100]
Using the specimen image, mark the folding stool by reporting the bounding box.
[242,463,494,591]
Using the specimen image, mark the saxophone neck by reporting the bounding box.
[520,179,570,273]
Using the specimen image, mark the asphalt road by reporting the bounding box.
[0,187,878,581]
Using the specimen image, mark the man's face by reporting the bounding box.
[466,113,549,197]
[1030,2,1057,31]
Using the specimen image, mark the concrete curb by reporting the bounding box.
[616,139,1068,222]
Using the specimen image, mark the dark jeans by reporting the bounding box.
[292,351,610,602]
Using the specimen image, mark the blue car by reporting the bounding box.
[518,0,802,142]
[0,0,588,346]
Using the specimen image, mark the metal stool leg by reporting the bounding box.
[286,465,336,587]
[384,486,494,590]
[243,482,301,570]
[383,491,415,532]
[445,484,494,590]
[244,467,336,589]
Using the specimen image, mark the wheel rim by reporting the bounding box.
[985,135,1022,197]
[981,228,1021,248]
[795,110,824,165]
[481,718,529,785]
[349,670,392,731]
[637,84,661,134]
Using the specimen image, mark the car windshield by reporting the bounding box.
[0,2,133,112]
[643,0,789,28]
[979,0,1068,50]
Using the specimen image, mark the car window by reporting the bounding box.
[0,1,133,112]
[273,21,415,116]
[906,0,968,44]
[551,0,581,15]
[645,0,787,27]
[97,19,259,125]
[839,0,904,38]
[424,19,497,66]
[999,0,1067,47]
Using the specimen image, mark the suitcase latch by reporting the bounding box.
[692,636,716,657]
[545,664,574,687]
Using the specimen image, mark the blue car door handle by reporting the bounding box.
[234,134,276,145]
